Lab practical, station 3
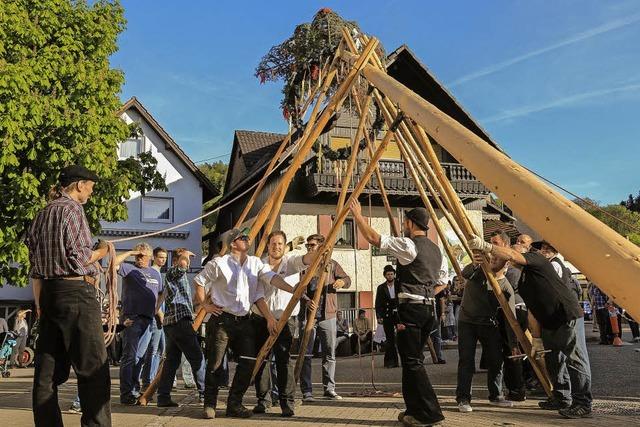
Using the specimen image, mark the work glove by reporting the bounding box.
[95,239,109,250]
[530,337,545,359]
[290,235,305,251]
[467,235,492,254]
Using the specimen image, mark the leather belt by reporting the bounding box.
[44,275,98,287]
[399,297,435,305]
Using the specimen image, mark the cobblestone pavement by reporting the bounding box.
[0,323,638,426]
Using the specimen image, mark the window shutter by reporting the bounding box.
[318,214,332,238]
[356,221,370,250]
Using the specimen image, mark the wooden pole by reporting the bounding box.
[252,104,403,381]
[336,93,372,213]
[351,87,401,237]
[410,125,554,396]
[347,53,640,320]
[294,110,365,381]
[293,266,329,382]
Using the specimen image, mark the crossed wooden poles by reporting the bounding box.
[141,32,553,404]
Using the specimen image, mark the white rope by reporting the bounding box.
[108,136,302,244]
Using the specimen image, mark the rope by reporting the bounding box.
[524,166,640,234]
[101,242,118,346]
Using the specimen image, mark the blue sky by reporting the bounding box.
[113,0,640,204]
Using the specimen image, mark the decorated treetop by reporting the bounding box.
[255,8,383,124]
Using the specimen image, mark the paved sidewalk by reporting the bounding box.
[1,323,638,426]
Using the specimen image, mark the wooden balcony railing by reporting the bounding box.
[303,157,489,197]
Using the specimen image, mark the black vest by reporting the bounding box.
[396,235,442,298]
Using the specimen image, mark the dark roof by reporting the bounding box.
[235,130,286,169]
[118,97,219,202]
[386,45,505,153]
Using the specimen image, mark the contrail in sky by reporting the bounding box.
[449,13,640,87]
[481,82,640,123]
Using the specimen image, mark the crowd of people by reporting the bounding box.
[21,164,633,427]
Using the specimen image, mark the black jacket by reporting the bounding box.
[375,282,398,321]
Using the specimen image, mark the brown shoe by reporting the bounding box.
[203,406,216,419]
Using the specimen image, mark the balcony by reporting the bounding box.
[302,157,489,198]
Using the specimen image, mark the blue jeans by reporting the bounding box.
[119,316,152,399]
[429,321,445,361]
[542,317,592,407]
[301,317,336,395]
[141,320,164,387]
[157,319,205,402]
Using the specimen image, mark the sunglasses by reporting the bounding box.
[305,243,318,248]
[236,235,249,242]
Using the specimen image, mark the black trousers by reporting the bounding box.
[501,306,528,396]
[157,318,206,401]
[33,279,111,427]
[456,321,504,403]
[204,313,255,409]
[595,308,612,343]
[252,315,296,409]
[382,318,399,367]
[397,303,444,423]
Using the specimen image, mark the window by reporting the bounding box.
[337,292,356,310]
[119,137,143,159]
[141,197,173,223]
[335,218,354,248]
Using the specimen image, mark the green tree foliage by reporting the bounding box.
[620,192,640,213]
[0,0,165,286]
[575,198,640,246]
[198,161,227,253]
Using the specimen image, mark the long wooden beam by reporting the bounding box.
[344,32,551,390]
[343,50,640,320]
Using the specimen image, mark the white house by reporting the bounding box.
[99,97,218,271]
[0,97,217,323]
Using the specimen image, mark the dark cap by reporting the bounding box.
[221,227,250,247]
[59,165,99,186]
[405,207,430,231]
[383,264,396,274]
[532,240,557,253]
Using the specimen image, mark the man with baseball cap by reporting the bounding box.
[194,227,297,419]
[349,201,445,427]
[27,165,111,426]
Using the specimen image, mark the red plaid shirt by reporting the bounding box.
[27,192,97,278]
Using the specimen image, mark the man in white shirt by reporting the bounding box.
[194,228,295,420]
[252,231,307,417]
[350,200,445,427]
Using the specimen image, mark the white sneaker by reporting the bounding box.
[302,394,315,402]
[489,397,514,407]
[458,401,473,413]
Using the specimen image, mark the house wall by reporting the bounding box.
[0,107,206,314]
[276,204,483,313]
[99,108,204,267]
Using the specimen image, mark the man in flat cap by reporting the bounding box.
[27,165,111,427]
[350,201,445,427]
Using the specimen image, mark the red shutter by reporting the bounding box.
[318,214,332,238]
[356,221,370,250]
[359,291,373,310]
